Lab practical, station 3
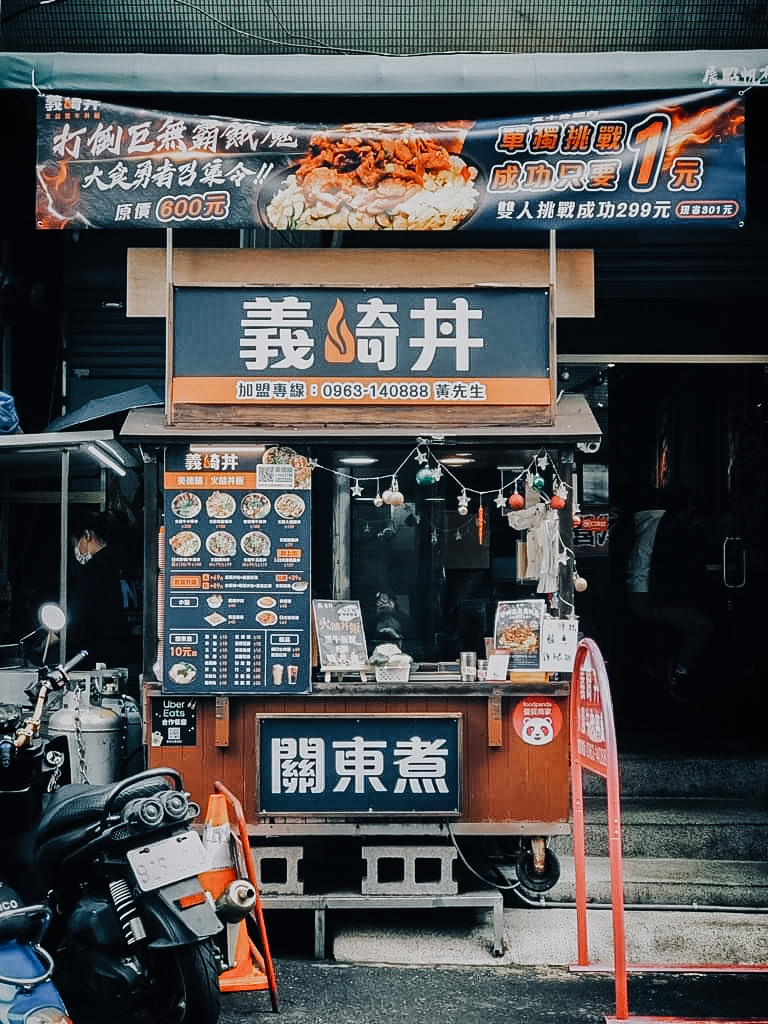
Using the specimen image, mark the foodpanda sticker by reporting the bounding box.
[512,696,563,746]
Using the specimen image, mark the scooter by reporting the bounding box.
[0,611,256,1024]
[0,606,79,1024]
[0,883,72,1024]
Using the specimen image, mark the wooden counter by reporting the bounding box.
[145,676,571,839]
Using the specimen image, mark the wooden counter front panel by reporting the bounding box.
[147,693,570,827]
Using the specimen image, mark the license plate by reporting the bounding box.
[127,831,209,892]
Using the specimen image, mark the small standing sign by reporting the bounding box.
[312,599,370,681]
[493,599,546,671]
[539,617,579,672]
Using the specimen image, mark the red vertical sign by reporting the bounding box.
[569,638,628,1019]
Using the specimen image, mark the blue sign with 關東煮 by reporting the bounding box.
[258,714,462,815]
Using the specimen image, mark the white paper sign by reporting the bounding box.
[486,653,510,681]
[539,617,580,672]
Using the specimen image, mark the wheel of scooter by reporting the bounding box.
[514,848,561,894]
[146,936,221,1024]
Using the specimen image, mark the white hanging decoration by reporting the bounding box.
[350,479,363,497]
[494,490,506,509]
[457,489,470,516]
[373,479,384,507]
[388,477,405,506]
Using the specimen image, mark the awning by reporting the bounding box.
[0,428,129,477]
[120,394,601,446]
[3,49,767,95]
[44,386,163,433]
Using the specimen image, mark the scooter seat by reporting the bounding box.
[35,776,175,880]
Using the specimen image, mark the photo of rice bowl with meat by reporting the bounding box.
[264,123,480,231]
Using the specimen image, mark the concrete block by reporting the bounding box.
[251,845,304,895]
[361,845,457,895]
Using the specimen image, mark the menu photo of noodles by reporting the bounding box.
[493,599,547,671]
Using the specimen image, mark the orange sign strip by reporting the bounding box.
[171,376,551,406]
[163,471,259,489]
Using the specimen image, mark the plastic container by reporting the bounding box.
[374,665,410,683]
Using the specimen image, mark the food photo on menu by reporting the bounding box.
[493,599,546,669]
[263,123,480,232]
[168,530,201,558]
[206,491,237,519]
[241,492,271,518]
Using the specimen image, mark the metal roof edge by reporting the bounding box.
[2,49,766,95]
[119,395,601,445]
[0,428,115,452]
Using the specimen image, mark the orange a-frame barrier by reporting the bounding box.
[567,637,768,1024]
[210,780,280,1013]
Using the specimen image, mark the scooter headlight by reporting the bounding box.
[123,796,165,830]
[160,789,190,821]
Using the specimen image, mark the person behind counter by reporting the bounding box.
[67,510,140,678]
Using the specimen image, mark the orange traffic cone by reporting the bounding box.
[199,792,270,994]
[200,793,237,897]
[217,917,269,993]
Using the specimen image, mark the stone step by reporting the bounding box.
[552,797,768,860]
[543,855,768,908]
[332,904,768,967]
[584,754,768,800]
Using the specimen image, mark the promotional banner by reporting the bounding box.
[37,90,745,232]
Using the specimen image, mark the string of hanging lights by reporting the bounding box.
[309,444,589,598]
[312,443,572,514]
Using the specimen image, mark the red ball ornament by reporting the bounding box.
[507,492,525,510]
[550,493,566,510]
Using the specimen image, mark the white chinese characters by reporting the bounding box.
[271,734,450,797]
[239,295,486,374]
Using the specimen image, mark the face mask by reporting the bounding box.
[74,546,92,566]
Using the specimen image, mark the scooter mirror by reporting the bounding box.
[39,603,66,633]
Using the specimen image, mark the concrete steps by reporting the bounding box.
[315,753,768,966]
[545,855,768,908]
[552,797,768,861]
[543,753,768,908]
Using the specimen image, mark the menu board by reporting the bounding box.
[312,600,369,674]
[493,599,547,671]
[162,445,312,695]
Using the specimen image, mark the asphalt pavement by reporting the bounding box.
[221,958,768,1023]
[217,911,768,1024]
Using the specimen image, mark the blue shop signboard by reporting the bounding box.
[162,444,312,695]
[171,285,550,411]
[257,714,462,815]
